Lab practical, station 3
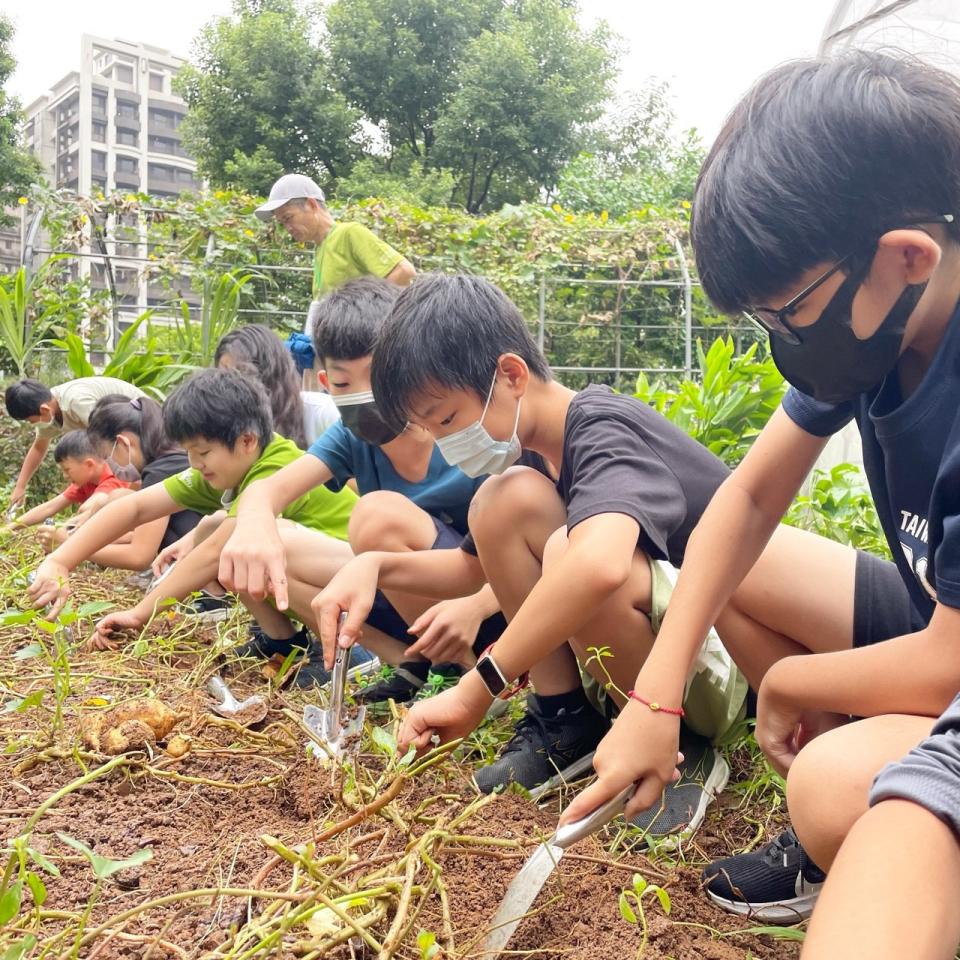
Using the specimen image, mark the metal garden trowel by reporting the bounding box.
[480,783,635,957]
[207,674,268,726]
[303,613,366,758]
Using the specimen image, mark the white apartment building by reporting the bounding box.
[14,35,203,325]
[24,34,200,199]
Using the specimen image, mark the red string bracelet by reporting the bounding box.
[627,690,685,717]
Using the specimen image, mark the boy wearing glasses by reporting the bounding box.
[561,50,960,945]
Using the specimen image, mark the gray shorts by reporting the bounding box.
[870,694,960,837]
[853,551,927,648]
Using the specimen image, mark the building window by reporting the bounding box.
[92,151,107,173]
[92,91,107,114]
[115,63,133,84]
[149,72,164,93]
[148,107,182,131]
[117,129,138,147]
[116,156,138,174]
[116,99,138,120]
[92,121,106,143]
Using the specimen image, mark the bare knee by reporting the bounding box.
[348,490,435,552]
[470,466,562,550]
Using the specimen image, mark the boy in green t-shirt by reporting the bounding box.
[29,370,356,673]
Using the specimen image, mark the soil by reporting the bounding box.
[0,545,801,959]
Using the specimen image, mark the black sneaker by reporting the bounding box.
[355,660,430,706]
[629,727,730,845]
[232,625,311,661]
[474,694,609,793]
[179,591,234,622]
[702,826,826,923]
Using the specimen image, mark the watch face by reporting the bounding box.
[476,653,506,696]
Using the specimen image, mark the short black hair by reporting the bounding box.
[163,368,273,449]
[372,273,551,430]
[692,51,960,314]
[312,277,400,363]
[87,394,180,464]
[54,430,97,463]
[5,379,52,420]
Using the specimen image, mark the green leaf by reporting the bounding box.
[57,833,153,880]
[654,886,671,915]
[76,601,116,617]
[13,643,42,660]
[416,930,440,960]
[4,690,43,713]
[370,724,397,755]
[0,934,37,960]
[0,880,23,925]
[26,847,60,877]
[25,871,46,907]
[617,891,637,925]
[0,610,37,627]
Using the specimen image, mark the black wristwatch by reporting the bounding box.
[475,649,509,698]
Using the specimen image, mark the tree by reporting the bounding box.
[0,16,42,226]
[554,82,705,215]
[174,0,361,194]
[326,0,615,212]
[433,0,615,211]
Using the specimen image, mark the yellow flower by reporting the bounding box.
[17,196,27,205]
[681,200,692,210]
[600,210,608,223]
[552,203,562,213]
[565,214,574,223]
[244,229,255,237]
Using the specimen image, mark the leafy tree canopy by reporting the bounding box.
[0,16,42,226]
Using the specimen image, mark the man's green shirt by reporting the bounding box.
[163,434,356,540]
[312,222,404,296]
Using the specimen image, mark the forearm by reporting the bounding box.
[15,439,49,492]
[16,496,67,527]
[470,583,500,619]
[88,518,166,571]
[769,632,960,720]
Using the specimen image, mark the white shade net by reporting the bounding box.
[820,0,960,73]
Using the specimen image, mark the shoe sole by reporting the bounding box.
[705,888,820,924]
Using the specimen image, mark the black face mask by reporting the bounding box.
[332,391,402,446]
[770,264,927,404]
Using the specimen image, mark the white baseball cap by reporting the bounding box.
[255,173,326,220]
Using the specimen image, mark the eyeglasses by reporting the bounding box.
[743,214,955,346]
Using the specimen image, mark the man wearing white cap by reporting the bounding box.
[256,173,416,303]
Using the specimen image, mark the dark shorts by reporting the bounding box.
[364,516,506,657]
[853,550,928,649]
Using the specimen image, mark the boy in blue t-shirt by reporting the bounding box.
[219,278,507,703]
[563,50,960,949]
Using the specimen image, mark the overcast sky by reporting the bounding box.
[8,0,840,144]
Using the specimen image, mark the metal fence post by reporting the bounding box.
[674,237,693,379]
[537,271,546,352]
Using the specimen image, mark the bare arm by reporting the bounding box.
[219,454,334,606]
[28,485,180,613]
[12,436,51,502]
[87,516,171,571]
[12,493,71,527]
[385,258,416,287]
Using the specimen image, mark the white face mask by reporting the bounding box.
[435,373,522,478]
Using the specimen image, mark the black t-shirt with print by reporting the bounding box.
[141,450,202,551]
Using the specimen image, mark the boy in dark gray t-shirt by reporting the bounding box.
[315,273,765,840]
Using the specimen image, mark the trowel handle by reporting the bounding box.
[327,612,350,726]
[552,784,635,849]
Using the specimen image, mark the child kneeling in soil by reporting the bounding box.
[28,369,358,684]
[4,376,146,512]
[3,430,129,535]
[315,273,752,837]
[218,277,510,703]
[565,50,960,944]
